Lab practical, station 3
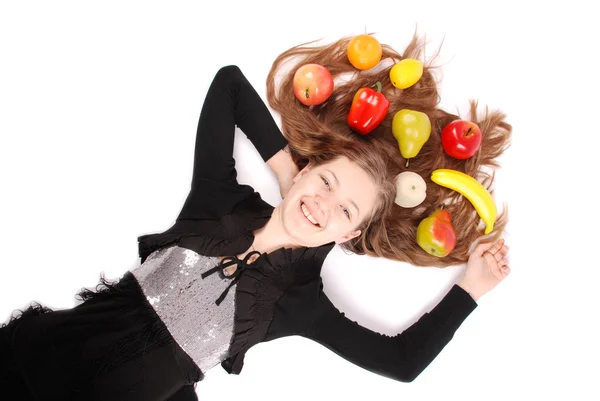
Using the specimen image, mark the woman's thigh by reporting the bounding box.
[89,343,193,401]
[0,324,37,401]
[166,384,199,401]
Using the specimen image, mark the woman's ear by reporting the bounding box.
[293,162,312,183]
[335,230,361,244]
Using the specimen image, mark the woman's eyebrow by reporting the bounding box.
[326,169,360,217]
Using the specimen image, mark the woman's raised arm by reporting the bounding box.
[177,65,288,220]
[189,65,287,184]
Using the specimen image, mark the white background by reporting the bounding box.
[1,1,598,400]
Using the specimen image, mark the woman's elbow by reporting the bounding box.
[398,368,421,383]
[384,363,425,383]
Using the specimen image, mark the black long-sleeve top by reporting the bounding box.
[137,65,478,383]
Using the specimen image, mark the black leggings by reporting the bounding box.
[1,330,198,401]
[0,272,202,401]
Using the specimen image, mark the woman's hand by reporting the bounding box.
[457,238,511,301]
[266,145,299,199]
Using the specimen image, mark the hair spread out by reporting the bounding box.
[266,33,512,267]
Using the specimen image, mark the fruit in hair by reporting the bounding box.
[389,58,424,89]
[441,120,483,160]
[394,172,427,208]
[293,64,334,106]
[347,34,382,70]
[392,109,431,167]
[347,82,390,135]
[431,168,497,234]
[416,209,457,257]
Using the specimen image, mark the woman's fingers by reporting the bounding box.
[475,238,505,258]
[484,251,499,272]
[474,241,494,256]
[492,264,504,281]
[485,251,511,281]
[498,260,511,279]
[488,238,505,255]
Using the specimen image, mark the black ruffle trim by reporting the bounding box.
[71,272,177,376]
[1,300,54,330]
[222,242,336,374]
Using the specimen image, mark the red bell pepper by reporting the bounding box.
[347,82,390,135]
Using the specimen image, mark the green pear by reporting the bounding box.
[392,109,431,166]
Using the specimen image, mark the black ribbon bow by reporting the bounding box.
[201,250,262,306]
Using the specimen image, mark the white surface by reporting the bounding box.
[1,1,598,400]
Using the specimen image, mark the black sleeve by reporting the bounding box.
[302,283,478,382]
[176,65,288,220]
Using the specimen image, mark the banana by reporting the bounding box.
[431,169,497,234]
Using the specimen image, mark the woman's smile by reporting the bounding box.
[300,200,321,227]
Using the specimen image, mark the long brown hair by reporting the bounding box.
[266,34,512,267]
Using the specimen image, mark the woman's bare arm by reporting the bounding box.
[266,145,299,199]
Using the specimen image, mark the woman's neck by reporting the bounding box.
[251,205,301,254]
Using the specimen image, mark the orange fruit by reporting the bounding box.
[347,34,382,70]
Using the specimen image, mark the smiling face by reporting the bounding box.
[278,156,379,248]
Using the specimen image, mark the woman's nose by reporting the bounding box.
[315,193,335,217]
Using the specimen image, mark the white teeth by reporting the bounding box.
[301,203,319,226]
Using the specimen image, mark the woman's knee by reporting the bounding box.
[165,384,198,401]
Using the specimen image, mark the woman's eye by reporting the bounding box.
[321,177,331,189]
[342,207,350,219]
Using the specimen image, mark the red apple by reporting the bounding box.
[441,120,482,160]
[293,64,334,106]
